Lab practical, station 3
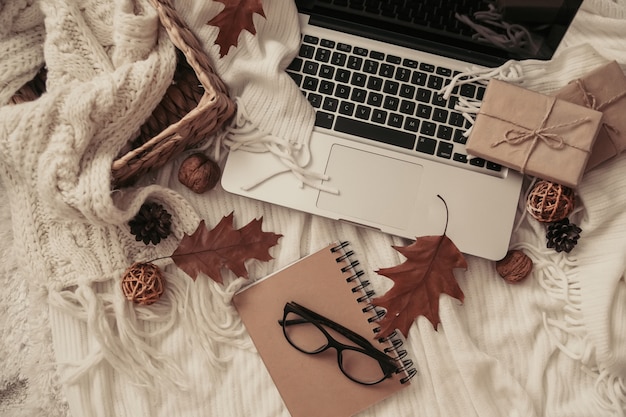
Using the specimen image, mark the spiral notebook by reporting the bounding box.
[233,242,416,417]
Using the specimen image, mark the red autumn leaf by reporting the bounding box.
[171,212,281,283]
[372,234,468,339]
[207,0,266,57]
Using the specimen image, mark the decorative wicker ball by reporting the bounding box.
[496,249,533,284]
[526,180,575,223]
[121,262,165,305]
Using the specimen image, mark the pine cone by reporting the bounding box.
[129,202,172,245]
[546,218,582,253]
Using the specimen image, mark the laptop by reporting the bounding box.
[221,0,583,260]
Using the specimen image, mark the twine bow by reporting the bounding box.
[489,96,591,174]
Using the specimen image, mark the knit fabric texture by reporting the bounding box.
[0,1,625,416]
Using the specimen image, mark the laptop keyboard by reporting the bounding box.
[286,34,502,174]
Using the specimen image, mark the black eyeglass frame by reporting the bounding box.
[278,301,399,385]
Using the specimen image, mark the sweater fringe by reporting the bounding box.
[514,237,626,415]
[46,267,253,391]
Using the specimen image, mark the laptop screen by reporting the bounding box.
[295,0,584,66]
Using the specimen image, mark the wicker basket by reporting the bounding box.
[9,0,236,188]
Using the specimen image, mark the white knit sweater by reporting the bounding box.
[0,1,625,416]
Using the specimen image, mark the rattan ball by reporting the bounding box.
[121,262,165,305]
[526,180,575,223]
[496,250,533,284]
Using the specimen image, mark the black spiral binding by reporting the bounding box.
[331,241,417,384]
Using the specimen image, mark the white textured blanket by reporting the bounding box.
[1,1,625,417]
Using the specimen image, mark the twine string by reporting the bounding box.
[573,79,626,141]
[485,96,591,173]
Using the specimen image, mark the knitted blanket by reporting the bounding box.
[1,1,625,416]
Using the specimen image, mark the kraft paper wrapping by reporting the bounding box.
[466,79,603,188]
[554,61,626,172]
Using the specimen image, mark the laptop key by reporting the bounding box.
[288,72,302,86]
[337,43,352,53]
[379,63,395,78]
[347,56,363,70]
[319,80,334,95]
[319,64,335,79]
[315,48,332,63]
[487,162,502,172]
[371,109,387,124]
[404,117,420,132]
[339,101,355,116]
[437,124,453,140]
[383,96,400,111]
[303,76,319,91]
[399,84,416,98]
[432,107,448,123]
[437,142,453,159]
[303,61,319,74]
[420,63,435,72]
[355,105,371,120]
[315,111,335,129]
[363,59,379,74]
[399,99,416,114]
[416,136,437,154]
[431,94,448,108]
[370,50,385,60]
[395,67,411,82]
[420,121,436,136]
[335,69,351,83]
[331,52,348,66]
[403,59,418,68]
[453,153,468,163]
[351,88,367,103]
[428,75,444,90]
[367,92,383,107]
[416,104,432,119]
[300,44,315,59]
[383,80,399,95]
[323,97,339,112]
[388,113,404,128]
[287,57,303,71]
[367,76,384,91]
[335,84,351,98]
[453,129,467,144]
[448,111,464,127]
[412,71,427,86]
[469,157,486,167]
[334,116,416,149]
[351,72,367,87]
[460,84,476,98]
[416,88,431,102]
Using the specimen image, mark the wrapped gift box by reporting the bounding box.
[466,79,603,188]
[553,60,626,171]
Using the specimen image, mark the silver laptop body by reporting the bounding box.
[222,0,582,260]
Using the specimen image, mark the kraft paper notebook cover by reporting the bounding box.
[233,242,415,417]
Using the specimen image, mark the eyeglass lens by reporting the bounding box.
[283,310,389,384]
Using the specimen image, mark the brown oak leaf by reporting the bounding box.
[207,0,266,57]
[171,212,281,283]
[373,221,467,338]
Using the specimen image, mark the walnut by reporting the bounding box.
[495,249,533,284]
[178,153,221,194]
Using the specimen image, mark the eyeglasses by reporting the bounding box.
[278,301,399,385]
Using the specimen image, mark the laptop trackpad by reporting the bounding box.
[316,144,423,229]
